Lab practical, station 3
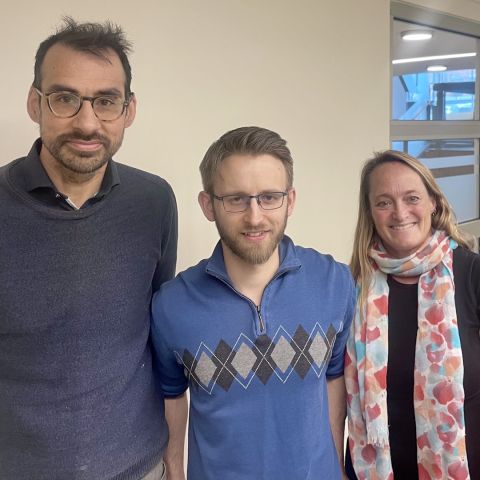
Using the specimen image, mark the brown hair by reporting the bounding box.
[199,126,294,194]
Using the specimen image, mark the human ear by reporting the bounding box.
[27,86,41,124]
[198,191,215,222]
[286,187,296,217]
[124,93,137,128]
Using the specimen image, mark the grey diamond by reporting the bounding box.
[231,343,257,379]
[309,332,328,367]
[271,336,296,373]
[194,352,217,386]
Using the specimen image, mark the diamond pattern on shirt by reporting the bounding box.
[271,336,295,373]
[308,323,336,377]
[195,351,217,386]
[177,323,337,394]
[231,342,258,379]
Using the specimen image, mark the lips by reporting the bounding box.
[59,134,108,151]
[390,223,416,230]
[243,231,268,239]
[67,140,103,151]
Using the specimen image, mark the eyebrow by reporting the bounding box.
[45,84,123,97]
[373,189,422,198]
[220,189,285,196]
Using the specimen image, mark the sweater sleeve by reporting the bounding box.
[150,289,188,398]
[152,182,178,291]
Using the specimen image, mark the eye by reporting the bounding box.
[260,193,277,203]
[225,195,246,205]
[96,96,118,107]
[375,200,391,209]
[407,195,420,203]
[52,93,77,105]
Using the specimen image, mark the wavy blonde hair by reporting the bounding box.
[350,150,474,302]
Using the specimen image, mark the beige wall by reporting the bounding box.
[1,1,394,270]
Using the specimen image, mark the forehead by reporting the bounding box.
[40,43,126,93]
[215,153,288,192]
[369,161,427,195]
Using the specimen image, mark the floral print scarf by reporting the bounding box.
[345,230,470,479]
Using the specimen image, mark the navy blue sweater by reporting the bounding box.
[0,144,177,479]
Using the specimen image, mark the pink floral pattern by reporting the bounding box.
[345,230,470,479]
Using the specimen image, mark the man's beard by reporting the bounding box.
[214,210,288,265]
[42,132,123,175]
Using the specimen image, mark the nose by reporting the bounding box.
[71,99,102,133]
[392,201,407,220]
[243,197,263,224]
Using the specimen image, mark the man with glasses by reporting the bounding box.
[0,18,177,480]
[151,126,354,479]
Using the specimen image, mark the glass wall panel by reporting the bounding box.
[392,20,477,121]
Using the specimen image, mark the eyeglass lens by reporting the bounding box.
[223,193,286,212]
[47,92,126,120]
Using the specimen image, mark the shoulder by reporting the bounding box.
[115,162,175,196]
[114,162,176,211]
[453,246,480,278]
[453,247,480,311]
[294,244,353,283]
[153,259,209,305]
[0,157,25,178]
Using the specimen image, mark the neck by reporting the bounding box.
[222,244,280,307]
[40,155,107,208]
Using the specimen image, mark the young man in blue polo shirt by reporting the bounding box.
[152,126,354,479]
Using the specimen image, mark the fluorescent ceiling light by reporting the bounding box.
[392,52,476,64]
[427,65,447,72]
[401,30,433,41]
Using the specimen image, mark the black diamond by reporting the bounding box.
[293,354,311,379]
[215,340,233,363]
[293,325,309,350]
[326,324,337,344]
[214,340,235,391]
[255,359,274,384]
[183,350,196,374]
[290,325,313,378]
[253,335,274,384]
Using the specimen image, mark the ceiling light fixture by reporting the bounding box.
[401,30,433,41]
[427,65,447,72]
[392,52,476,64]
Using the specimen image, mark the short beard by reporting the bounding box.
[43,131,122,175]
[215,210,288,265]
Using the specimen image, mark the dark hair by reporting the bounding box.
[199,126,294,194]
[33,17,133,95]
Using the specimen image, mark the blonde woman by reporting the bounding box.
[345,150,480,479]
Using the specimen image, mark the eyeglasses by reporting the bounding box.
[34,88,132,121]
[213,192,288,213]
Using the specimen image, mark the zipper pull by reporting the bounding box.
[256,305,265,333]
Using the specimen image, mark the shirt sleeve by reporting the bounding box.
[326,264,355,379]
[151,288,188,397]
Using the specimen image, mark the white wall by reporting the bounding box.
[1,0,389,270]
